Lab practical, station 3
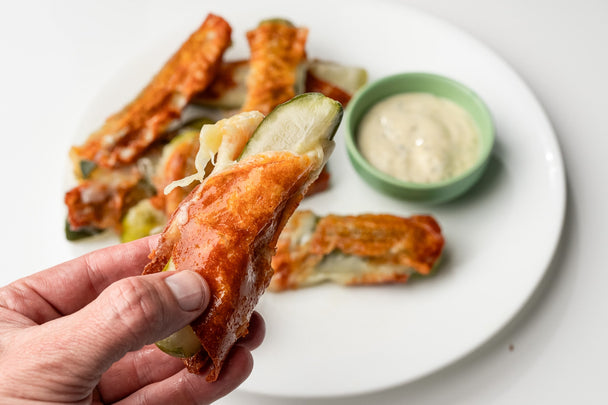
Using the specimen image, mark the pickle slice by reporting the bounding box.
[155,325,202,358]
[155,258,201,357]
[307,61,368,95]
[64,219,103,241]
[240,92,342,160]
[120,199,166,243]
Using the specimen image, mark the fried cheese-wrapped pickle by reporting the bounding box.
[305,60,368,107]
[152,130,200,217]
[149,118,215,217]
[64,158,159,238]
[194,60,250,109]
[65,14,230,237]
[118,122,205,243]
[193,59,368,109]
[144,93,343,381]
[241,19,308,115]
[70,14,231,170]
[269,210,445,291]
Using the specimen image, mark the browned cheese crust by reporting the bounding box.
[143,151,318,381]
[150,135,201,216]
[65,14,231,232]
[71,14,231,169]
[195,59,249,102]
[241,21,308,115]
[270,211,445,291]
[64,164,155,232]
[305,71,352,107]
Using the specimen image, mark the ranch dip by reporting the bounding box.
[357,92,480,183]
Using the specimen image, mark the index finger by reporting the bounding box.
[0,235,158,324]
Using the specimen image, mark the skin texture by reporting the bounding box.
[0,236,264,404]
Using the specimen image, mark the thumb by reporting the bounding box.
[52,270,209,375]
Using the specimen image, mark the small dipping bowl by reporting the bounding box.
[345,72,494,203]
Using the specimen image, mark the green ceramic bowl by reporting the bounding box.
[345,72,495,203]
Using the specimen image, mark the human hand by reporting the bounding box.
[0,236,265,404]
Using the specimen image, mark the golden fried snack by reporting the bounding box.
[119,112,263,243]
[71,14,231,170]
[270,210,445,291]
[304,59,368,107]
[150,129,201,217]
[305,72,352,107]
[241,19,308,115]
[155,141,199,216]
[194,60,250,109]
[193,59,365,110]
[305,166,330,196]
[64,163,156,234]
[144,94,342,381]
[144,152,319,381]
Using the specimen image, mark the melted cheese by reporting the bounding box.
[164,111,264,194]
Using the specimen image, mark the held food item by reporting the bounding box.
[144,93,343,381]
[269,210,444,291]
[192,56,367,196]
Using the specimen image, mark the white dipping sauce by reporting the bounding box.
[357,92,480,183]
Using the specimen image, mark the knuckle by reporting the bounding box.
[104,277,165,338]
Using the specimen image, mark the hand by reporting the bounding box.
[0,236,265,404]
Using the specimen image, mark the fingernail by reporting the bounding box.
[165,271,209,311]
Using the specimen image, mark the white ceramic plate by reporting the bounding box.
[68,0,566,398]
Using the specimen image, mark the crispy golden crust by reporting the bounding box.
[150,136,200,216]
[72,14,231,169]
[270,211,445,291]
[144,152,317,381]
[194,59,355,109]
[241,21,308,115]
[195,59,249,102]
[305,167,330,196]
[64,165,146,231]
[305,71,353,107]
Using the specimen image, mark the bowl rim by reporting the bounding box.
[344,71,495,191]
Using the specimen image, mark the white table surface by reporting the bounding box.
[1,0,606,403]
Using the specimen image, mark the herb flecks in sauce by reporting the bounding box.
[358,93,480,183]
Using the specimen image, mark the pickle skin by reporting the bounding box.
[155,258,202,358]
[155,325,202,358]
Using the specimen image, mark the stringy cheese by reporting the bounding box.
[164,111,264,194]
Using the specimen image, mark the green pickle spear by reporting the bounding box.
[155,325,202,358]
[154,93,343,358]
[120,200,166,243]
[156,258,202,357]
